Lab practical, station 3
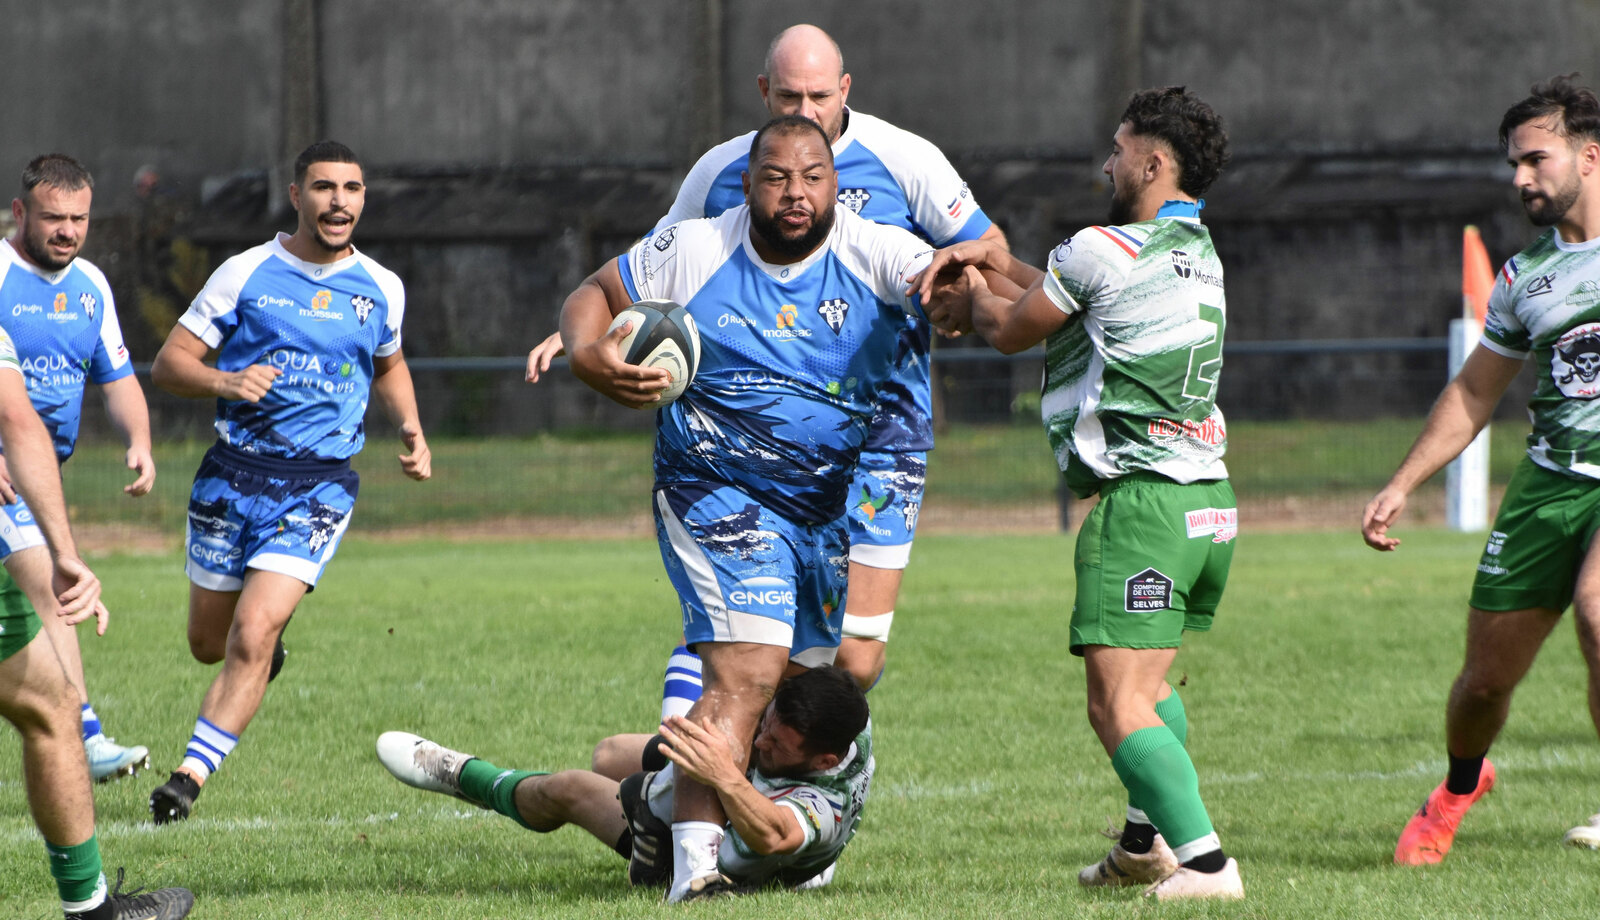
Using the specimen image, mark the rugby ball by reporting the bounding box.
[608,299,700,406]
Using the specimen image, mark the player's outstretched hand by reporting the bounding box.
[659,714,744,791]
[525,331,566,383]
[217,364,282,403]
[570,320,672,409]
[52,554,105,632]
[907,239,999,306]
[0,453,14,504]
[398,424,432,481]
[1361,486,1408,551]
[124,445,156,497]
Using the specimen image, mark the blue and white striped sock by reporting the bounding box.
[80,703,102,742]
[180,716,239,782]
[661,646,703,721]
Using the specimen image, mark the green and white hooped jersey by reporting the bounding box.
[1039,204,1228,496]
[1481,230,1600,479]
[719,719,874,888]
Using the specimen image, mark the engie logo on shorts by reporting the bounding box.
[1125,568,1173,612]
[1184,507,1237,543]
[727,576,796,612]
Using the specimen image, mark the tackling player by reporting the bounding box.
[1362,74,1600,862]
[911,86,1238,900]
[560,116,953,900]
[146,141,431,825]
[1,154,156,783]
[529,23,1007,707]
[377,665,872,897]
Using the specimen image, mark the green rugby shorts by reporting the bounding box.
[1470,457,1600,613]
[0,570,40,663]
[1070,472,1236,656]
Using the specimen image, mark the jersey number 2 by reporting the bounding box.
[1182,302,1224,402]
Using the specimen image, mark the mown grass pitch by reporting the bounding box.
[3,530,1597,918]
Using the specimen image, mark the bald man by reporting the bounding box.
[528,22,1006,713]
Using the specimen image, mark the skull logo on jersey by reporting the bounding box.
[1553,322,1600,399]
[838,188,872,213]
[818,298,850,334]
[351,295,374,325]
[79,292,97,320]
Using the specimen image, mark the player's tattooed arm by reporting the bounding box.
[560,259,671,409]
[151,326,280,402]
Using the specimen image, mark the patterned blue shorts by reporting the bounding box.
[845,449,925,569]
[185,442,359,591]
[654,481,847,668]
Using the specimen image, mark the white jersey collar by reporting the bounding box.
[270,231,365,279]
[1552,229,1600,253]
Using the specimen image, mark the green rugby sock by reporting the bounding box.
[458,758,549,831]
[46,834,105,910]
[1128,688,1189,815]
[1112,725,1215,852]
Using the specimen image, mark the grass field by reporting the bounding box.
[2,529,1597,918]
[56,418,1534,540]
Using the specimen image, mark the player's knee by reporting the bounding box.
[1453,667,1518,702]
[187,625,226,664]
[591,736,630,776]
[224,614,287,667]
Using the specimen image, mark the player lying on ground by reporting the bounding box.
[377,665,871,899]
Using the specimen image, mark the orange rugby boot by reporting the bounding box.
[1394,758,1497,865]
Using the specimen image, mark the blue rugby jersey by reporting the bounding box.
[176,232,404,461]
[0,242,133,459]
[620,205,932,525]
[654,109,993,453]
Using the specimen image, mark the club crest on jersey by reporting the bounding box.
[1553,322,1600,399]
[79,292,97,319]
[838,188,871,213]
[350,295,374,325]
[1171,250,1193,279]
[818,298,850,334]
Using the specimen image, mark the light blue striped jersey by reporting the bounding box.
[655,109,993,453]
[177,233,404,461]
[0,242,133,458]
[620,205,933,524]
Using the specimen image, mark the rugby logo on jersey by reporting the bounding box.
[653,227,677,252]
[838,188,871,213]
[350,295,374,325]
[818,298,850,334]
[1552,321,1600,399]
[1125,568,1173,612]
[79,292,96,320]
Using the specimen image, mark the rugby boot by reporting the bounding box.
[149,771,201,826]
[618,771,671,886]
[1079,834,1179,887]
[1563,812,1600,849]
[1143,857,1244,900]
[375,731,474,802]
[86,734,151,783]
[1394,758,1496,865]
[69,867,195,919]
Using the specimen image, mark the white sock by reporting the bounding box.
[666,821,724,902]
